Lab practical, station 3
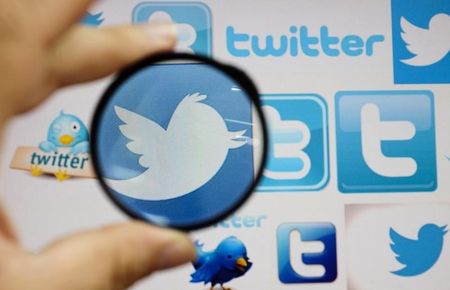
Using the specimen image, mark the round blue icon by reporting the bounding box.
[91,54,267,230]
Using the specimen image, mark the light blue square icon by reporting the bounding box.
[277,223,337,283]
[391,0,450,84]
[258,95,329,191]
[335,91,437,193]
[133,2,212,56]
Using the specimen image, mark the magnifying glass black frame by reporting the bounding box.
[90,52,268,231]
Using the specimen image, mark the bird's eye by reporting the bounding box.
[71,122,80,132]
[227,255,232,259]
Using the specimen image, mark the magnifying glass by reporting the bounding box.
[91,53,267,230]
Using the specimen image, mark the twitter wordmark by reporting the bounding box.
[390,224,448,277]
[392,0,450,83]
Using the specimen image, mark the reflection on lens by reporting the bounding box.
[91,53,267,230]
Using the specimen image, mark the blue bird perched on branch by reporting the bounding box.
[190,236,252,290]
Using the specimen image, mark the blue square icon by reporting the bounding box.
[258,95,329,191]
[133,2,212,56]
[277,223,337,284]
[391,0,450,84]
[335,91,437,193]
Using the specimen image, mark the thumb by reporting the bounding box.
[42,222,195,290]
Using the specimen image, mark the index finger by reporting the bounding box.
[37,0,94,41]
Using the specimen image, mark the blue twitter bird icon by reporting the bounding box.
[39,111,89,156]
[390,224,447,277]
[190,236,252,289]
[81,12,104,27]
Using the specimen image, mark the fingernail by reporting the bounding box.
[157,234,195,270]
[146,22,178,44]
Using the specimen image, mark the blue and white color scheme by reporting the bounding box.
[391,0,450,84]
[39,111,90,156]
[277,222,337,283]
[390,224,447,277]
[133,2,212,56]
[258,95,329,191]
[227,25,384,58]
[95,64,254,227]
[335,91,437,193]
[190,236,252,288]
[346,204,450,290]
[81,12,104,27]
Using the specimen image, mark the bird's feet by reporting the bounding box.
[54,169,70,181]
[30,165,43,177]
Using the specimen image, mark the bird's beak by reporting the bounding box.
[59,135,74,145]
[236,257,247,271]
[440,225,448,235]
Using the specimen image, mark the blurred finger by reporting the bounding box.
[0,201,18,244]
[37,0,93,40]
[42,222,195,290]
[47,22,177,87]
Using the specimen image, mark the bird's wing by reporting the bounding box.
[190,259,220,284]
[400,16,430,57]
[193,241,211,269]
[114,106,165,168]
[389,227,419,265]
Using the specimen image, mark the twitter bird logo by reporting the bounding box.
[39,111,89,156]
[191,236,252,289]
[106,93,247,201]
[81,12,104,27]
[400,13,450,66]
[390,223,447,276]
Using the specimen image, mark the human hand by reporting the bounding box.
[0,0,177,120]
[0,0,195,289]
[0,217,195,290]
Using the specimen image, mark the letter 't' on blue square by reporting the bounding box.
[258,95,329,192]
[277,223,337,283]
[335,91,437,193]
[132,2,212,56]
[391,0,450,84]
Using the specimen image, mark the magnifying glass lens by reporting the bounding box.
[92,54,267,230]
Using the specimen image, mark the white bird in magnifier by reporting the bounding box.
[106,93,247,201]
[400,13,450,66]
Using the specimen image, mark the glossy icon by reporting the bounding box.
[91,53,267,230]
